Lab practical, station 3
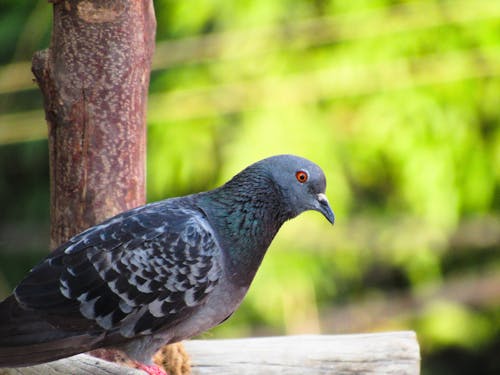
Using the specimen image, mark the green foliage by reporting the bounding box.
[416,300,496,351]
[147,119,219,200]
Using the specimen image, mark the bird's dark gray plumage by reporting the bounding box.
[0,154,334,368]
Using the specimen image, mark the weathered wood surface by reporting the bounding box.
[0,332,420,375]
[186,332,420,374]
[0,355,142,375]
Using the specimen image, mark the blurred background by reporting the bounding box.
[0,0,499,373]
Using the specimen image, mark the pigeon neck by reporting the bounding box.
[199,170,291,286]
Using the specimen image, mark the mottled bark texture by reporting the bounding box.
[32,1,190,374]
[32,0,155,248]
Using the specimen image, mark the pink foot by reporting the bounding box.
[135,362,168,375]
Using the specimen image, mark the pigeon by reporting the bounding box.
[0,154,334,374]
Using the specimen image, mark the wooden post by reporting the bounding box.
[28,1,188,374]
[0,332,421,375]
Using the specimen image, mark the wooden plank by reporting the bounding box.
[186,332,420,374]
[0,332,420,375]
[0,354,143,375]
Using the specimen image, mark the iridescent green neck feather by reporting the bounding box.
[197,166,292,286]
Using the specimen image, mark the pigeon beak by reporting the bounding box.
[315,193,335,225]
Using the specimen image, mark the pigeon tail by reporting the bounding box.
[0,295,101,367]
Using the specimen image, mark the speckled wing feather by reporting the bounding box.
[13,199,222,341]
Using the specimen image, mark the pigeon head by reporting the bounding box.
[253,154,335,224]
[200,154,335,284]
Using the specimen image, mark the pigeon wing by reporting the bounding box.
[14,201,222,341]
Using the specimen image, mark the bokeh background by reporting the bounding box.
[1,0,499,374]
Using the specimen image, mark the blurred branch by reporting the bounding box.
[0,110,45,144]
[147,47,500,122]
[0,62,35,95]
[1,46,499,145]
[448,216,500,250]
[1,0,499,95]
[281,215,500,256]
[321,271,500,333]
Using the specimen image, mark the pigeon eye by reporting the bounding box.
[295,170,308,183]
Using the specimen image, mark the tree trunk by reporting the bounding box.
[30,1,189,374]
[32,0,155,248]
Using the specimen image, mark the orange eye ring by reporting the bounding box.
[295,170,308,183]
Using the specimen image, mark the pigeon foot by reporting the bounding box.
[135,362,168,375]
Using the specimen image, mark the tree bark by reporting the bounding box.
[29,1,189,374]
[32,0,155,248]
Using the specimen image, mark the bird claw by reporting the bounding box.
[135,362,168,375]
